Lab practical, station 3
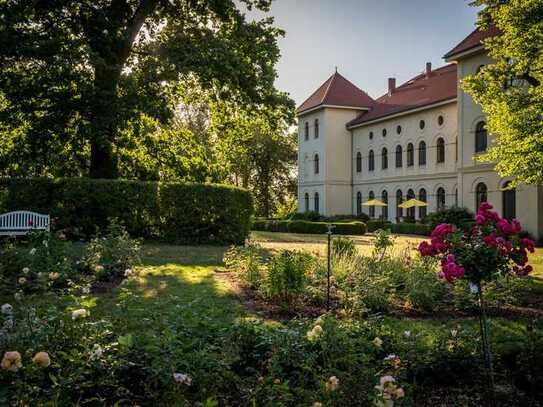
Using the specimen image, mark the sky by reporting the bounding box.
[247,0,481,107]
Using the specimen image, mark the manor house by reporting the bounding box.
[296,26,543,239]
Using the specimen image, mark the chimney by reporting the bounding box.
[425,62,432,78]
[388,77,396,96]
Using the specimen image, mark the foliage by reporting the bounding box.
[0,177,253,244]
[391,222,432,236]
[265,250,314,304]
[463,0,543,186]
[223,243,266,288]
[425,207,474,230]
[289,211,322,222]
[252,219,367,235]
[419,202,535,284]
[367,220,393,233]
[0,0,292,179]
[331,237,357,260]
[82,221,141,282]
[0,231,84,295]
[372,229,395,260]
[273,195,298,219]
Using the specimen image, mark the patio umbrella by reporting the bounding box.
[398,198,427,209]
[362,199,388,207]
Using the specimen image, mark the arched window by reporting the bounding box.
[407,143,414,167]
[381,190,388,220]
[437,187,446,210]
[502,181,516,220]
[418,141,426,166]
[314,119,319,139]
[314,192,320,213]
[356,191,362,216]
[476,182,487,210]
[395,145,403,168]
[304,193,309,212]
[369,191,375,218]
[368,150,375,171]
[381,147,388,170]
[406,189,416,219]
[419,188,427,219]
[475,121,487,153]
[304,122,309,141]
[356,152,362,173]
[314,154,319,174]
[396,190,403,219]
[436,137,445,163]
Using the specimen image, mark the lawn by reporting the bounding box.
[3,232,543,405]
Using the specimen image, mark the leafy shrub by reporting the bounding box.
[223,243,266,288]
[0,231,84,294]
[391,222,431,236]
[265,250,314,304]
[403,257,447,311]
[425,207,474,230]
[331,236,356,260]
[288,210,321,221]
[0,177,253,244]
[367,220,392,232]
[252,219,366,235]
[82,220,141,281]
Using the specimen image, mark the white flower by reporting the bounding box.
[384,354,397,361]
[326,375,340,391]
[82,286,91,294]
[173,372,192,386]
[42,240,48,247]
[403,330,411,338]
[379,375,395,385]
[71,309,88,320]
[1,304,12,315]
[22,267,30,274]
[372,337,383,348]
[307,325,324,342]
[18,277,26,285]
[29,248,37,256]
[90,344,103,360]
[124,268,133,277]
[451,329,458,337]
[13,293,22,301]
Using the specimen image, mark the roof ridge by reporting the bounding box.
[321,72,337,103]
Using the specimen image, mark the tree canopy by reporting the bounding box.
[463,0,543,186]
[0,0,293,178]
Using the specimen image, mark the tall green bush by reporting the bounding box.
[0,178,253,244]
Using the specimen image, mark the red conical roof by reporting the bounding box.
[297,71,374,115]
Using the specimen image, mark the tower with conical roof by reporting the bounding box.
[297,71,374,216]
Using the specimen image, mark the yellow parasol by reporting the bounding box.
[362,199,388,207]
[398,198,428,209]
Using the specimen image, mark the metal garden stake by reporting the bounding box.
[326,224,335,310]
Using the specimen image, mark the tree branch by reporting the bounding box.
[117,0,159,65]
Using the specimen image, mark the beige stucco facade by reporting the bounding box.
[297,48,542,240]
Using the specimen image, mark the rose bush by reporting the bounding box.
[418,203,535,285]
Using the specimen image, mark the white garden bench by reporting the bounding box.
[0,211,50,236]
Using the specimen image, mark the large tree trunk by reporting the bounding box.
[89,64,121,178]
[88,0,159,178]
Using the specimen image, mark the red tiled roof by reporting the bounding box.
[346,64,457,128]
[444,25,501,59]
[297,71,375,114]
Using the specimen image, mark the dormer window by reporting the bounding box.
[314,119,319,139]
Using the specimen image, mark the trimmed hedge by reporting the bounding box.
[366,220,393,232]
[252,219,366,235]
[0,178,253,244]
[391,222,432,236]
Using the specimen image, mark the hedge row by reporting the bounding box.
[391,222,432,236]
[253,219,367,235]
[0,178,253,244]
